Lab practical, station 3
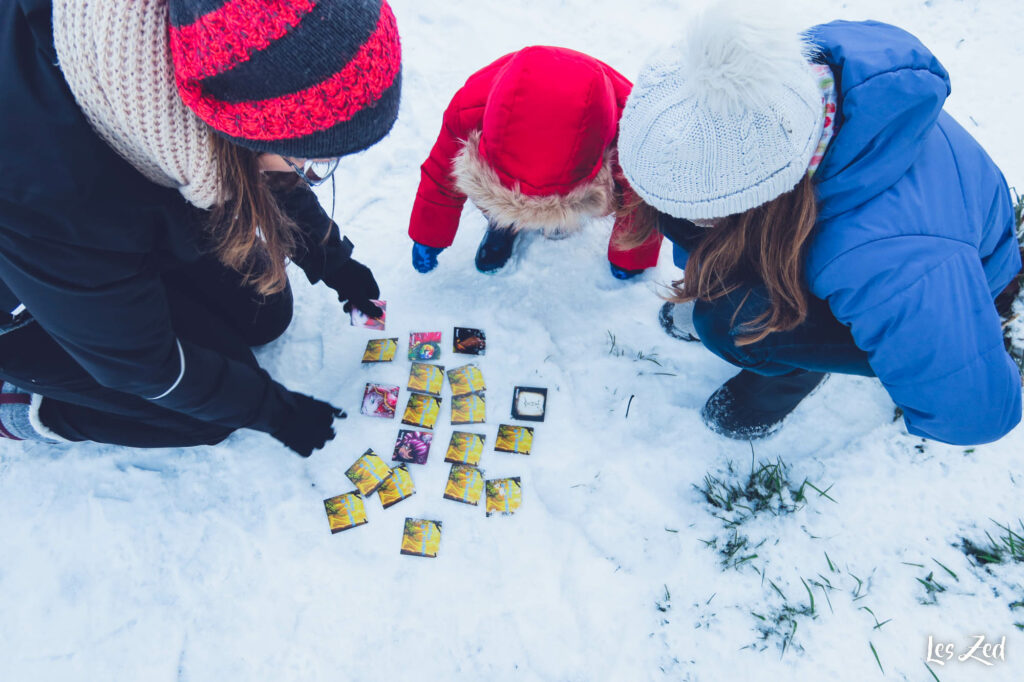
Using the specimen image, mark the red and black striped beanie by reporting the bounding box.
[168,0,402,158]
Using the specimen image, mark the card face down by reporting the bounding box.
[361,383,399,419]
[444,431,485,466]
[408,332,442,362]
[378,465,416,509]
[350,300,387,330]
[401,518,442,558]
[362,338,398,363]
[393,429,433,465]
[453,327,486,355]
[402,393,441,429]
[324,492,368,533]
[447,364,486,396]
[512,386,547,422]
[495,424,533,455]
[486,478,523,516]
[444,464,485,506]
[345,449,393,496]
[451,393,486,425]
[408,362,444,395]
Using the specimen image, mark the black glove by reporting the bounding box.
[271,391,346,457]
[323,258,382,318]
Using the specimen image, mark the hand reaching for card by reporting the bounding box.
[323,257,382,317]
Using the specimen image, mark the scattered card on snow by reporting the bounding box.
[408,362,444,395]
[401,518,442,558]
[323,492,368,533]
[447,364,486,396]
[408,332,442,362]
[453,327,486,355]
[512,386,547,422]
[486,478,523,516]
[444,431,485,466]
[361,338,398,363]
[361,383,399,419]
[393,429,433,465]
[350,300,386,330]
[377,465,416,509]
[495,424,533,455]
[345,449,393,496]
[444,464,485,506]
[402,393,442,430]
[451,392,486,425]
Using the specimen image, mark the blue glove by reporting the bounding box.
[412,242,445,273]
[609,263,644,280]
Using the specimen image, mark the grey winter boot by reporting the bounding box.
[659,301,700,342]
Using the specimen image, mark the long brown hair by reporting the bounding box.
[620,175,819,346]
[207,135,302,296]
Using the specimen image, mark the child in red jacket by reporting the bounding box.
[408,46,662,276]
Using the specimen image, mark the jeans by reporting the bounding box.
[0,255,293,447]
[692,284,875,378]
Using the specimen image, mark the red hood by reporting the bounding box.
[478,46,621,196]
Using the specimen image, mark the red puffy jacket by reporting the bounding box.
[408,46,662,271]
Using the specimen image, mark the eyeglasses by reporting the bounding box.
[284,157,341,186]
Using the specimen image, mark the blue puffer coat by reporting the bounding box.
[673,20,1022,445]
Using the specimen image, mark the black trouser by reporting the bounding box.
[0,256,292,447]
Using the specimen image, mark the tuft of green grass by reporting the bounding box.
[754,601,815,658]
[1002,188,1024,374]
[705,530,764,570]
[960,519,1024,566]
[916,571,947,605]
[869,641,884,675]
[606,331,664,366]
[698,457,832,527]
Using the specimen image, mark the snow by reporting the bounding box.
[2,1,1023,680]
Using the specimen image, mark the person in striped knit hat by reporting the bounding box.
[0,0,401,455]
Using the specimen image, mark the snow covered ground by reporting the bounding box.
[2,1,1023,680]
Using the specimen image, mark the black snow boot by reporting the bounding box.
[701,369,827,440]
[475,225,517,273]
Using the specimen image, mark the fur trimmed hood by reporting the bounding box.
[453,130,616,234]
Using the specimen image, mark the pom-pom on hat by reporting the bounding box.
[168,0,402,158]
[618,3,823,220]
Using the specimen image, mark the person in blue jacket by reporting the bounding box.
[616,6,1022,445]
[0,0,402,454]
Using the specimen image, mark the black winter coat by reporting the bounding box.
[0,0,358,435]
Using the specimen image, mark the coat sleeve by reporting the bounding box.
[274,183,355,285]
[814,236,1021,445]
[0,229,295,434]
[607,182,662,270]
[407,89,474,249]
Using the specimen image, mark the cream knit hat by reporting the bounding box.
[618,3,823,220]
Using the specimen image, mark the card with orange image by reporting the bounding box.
[495,424,533,455]
[485,478,523,516]
[447,364,486,396]
[444,431,485,466]
[400,518,442,558]
[408,362,444,395]
[402,393,441,430]
[443,464,485,506]
[451,393,486,425]
[345,449,393,496]
[323,492,368,533]
[377,465,416,509]
[361,338,398,363]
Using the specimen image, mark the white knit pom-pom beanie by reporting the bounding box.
[618,3,823,221]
